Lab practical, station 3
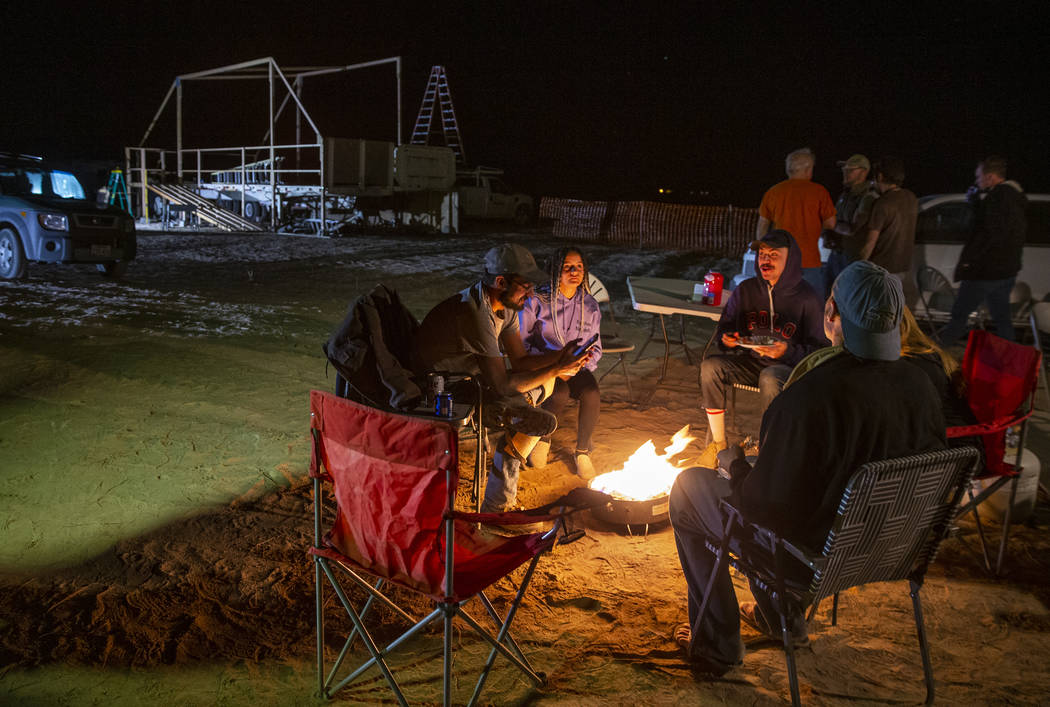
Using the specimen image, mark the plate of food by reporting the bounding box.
[737,334,780,349]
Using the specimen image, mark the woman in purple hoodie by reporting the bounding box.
[519,246,603,479]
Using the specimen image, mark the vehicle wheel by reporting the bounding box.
[97,261,128,278]
[243,201,257,221]
[151,195,166,219]
[513,204,532,226]
[0,227,27,279]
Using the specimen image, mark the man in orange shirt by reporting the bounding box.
[757,147,837,295]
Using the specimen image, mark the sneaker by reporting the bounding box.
[574,452,597,480]
[528,440,551,468]
[739,601,809,647]
[696,440,727,469]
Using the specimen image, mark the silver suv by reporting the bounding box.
[0,153,136,279]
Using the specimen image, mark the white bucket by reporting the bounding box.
[975,447,1040,523]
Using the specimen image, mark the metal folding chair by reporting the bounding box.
[697,447,979,705]
[946,329,1042,575]
[309,390,601,705]
[588,273,635,399]
[915,265,957,333]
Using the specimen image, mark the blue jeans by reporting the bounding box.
[821,251,849,300]
[938,277,1016,345]
[669,467,807,665]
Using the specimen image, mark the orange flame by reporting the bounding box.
[589,425,696,501]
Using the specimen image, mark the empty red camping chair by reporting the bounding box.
[308,390,602,705]
[947,329,1042,574]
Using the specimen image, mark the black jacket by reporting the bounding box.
[730,353,947,549]
[954,181,1027,281]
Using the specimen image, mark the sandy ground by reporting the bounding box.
[1,227,1049,705]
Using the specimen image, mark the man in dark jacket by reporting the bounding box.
[938,155,1027,344]
[669,261,946,675]
[695,229,828,467]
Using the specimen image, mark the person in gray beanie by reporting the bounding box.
[667,261,946,676]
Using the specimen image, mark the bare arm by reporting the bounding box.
[473,330,588,396]
[858,228,879,261]
[822,214,836,230]
[756,216,771,238]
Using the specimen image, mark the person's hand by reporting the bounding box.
[754,340,788,359]
[721,331,741,348]
[716,445,745,480]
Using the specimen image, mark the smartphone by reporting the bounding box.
[573,333,600,357]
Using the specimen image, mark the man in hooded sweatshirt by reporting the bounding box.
[937,155,1027,345]
[696,229,829,467]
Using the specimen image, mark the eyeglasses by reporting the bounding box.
[509,277,534,291]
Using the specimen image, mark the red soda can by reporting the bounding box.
[703,272,724,306]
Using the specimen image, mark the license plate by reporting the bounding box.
[91,244,112,257]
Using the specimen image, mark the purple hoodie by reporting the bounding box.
[716,231,829,366]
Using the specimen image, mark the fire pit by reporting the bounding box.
[588,426,694,533]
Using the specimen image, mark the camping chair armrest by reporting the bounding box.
[453,487,614,525]
[719,500,826,573]
[946,410,1033,438]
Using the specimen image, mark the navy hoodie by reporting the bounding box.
[716,232,829,366]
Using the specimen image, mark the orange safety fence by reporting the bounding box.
[539,197,759,256]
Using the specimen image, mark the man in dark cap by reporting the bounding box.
[822,153,879,298]
[414,243,592,513]
[670,260,946,676]
[695,229,828,467]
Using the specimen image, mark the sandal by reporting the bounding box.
[740,601,809,647]
[673,622,691,652]
[672,622,737,677]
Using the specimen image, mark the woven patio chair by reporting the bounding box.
[697,446,980,705]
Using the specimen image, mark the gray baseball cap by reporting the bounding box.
[483,243,547,283]
[832,261,903,361]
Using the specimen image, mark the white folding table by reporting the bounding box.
[626,276,731,382]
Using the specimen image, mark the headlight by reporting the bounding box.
[37,213,69,231]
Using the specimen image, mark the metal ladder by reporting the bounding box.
[410,65,465,164]
[107,169,132,215]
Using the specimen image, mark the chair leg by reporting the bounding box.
[315,558,324,697]
[444,606,453,707]
[780,612,802,707]
[967,487,994,572]
[469,557,547,706]
[995,475,1020,576]
[909,579,936,706]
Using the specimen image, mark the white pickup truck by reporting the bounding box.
[455,167,533,226]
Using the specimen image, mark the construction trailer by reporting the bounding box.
[126,57,458,235]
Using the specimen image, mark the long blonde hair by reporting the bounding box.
[901,307,963,394]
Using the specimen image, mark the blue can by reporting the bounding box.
[436,391,453,417]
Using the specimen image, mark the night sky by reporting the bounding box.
[4,2,1048,204]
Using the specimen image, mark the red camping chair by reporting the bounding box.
[308,390,603,705]
[946,330,1042,575]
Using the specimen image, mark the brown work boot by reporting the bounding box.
[696,440,727,469]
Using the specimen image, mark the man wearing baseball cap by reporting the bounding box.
[669,261,946,675]
[414,243,593,515]
[822,154,879,297]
